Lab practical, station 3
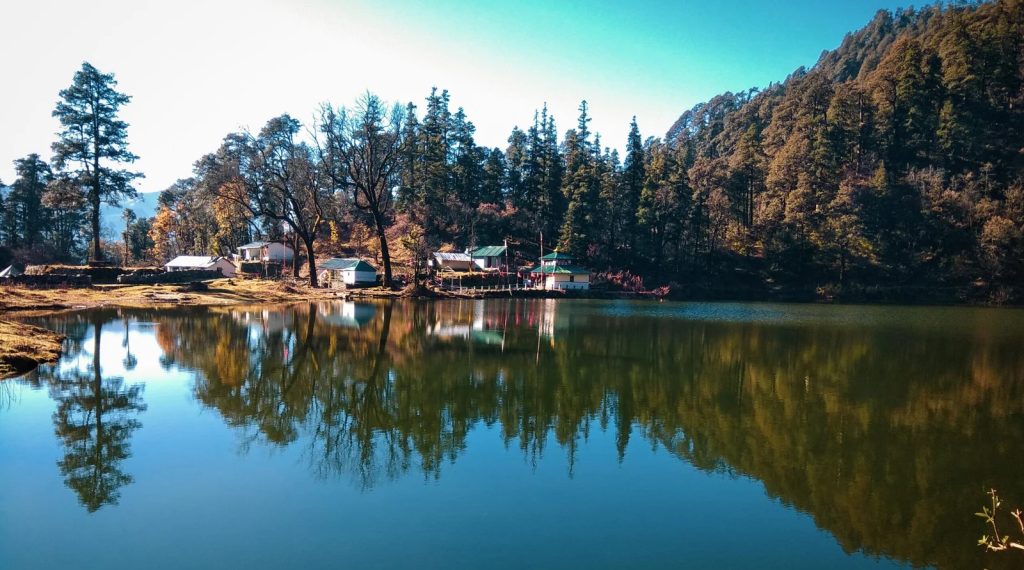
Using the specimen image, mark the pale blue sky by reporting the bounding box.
[0,0,915,193]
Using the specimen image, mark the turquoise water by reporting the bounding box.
[3,299,1023,569]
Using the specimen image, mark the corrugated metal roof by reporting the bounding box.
[540,251,575,260]
[238,241,270,249]
[165,256,223,268]
[320,258,376,272]
[432,252,472,262]
[470,245,506,258]
[529,264,589,275]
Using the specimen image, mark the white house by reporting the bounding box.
[529,251,590,291]
[470,245,507,270]
[237,241,295,263]
[164,256,236,277]
[430,251,474,272]
[319,258,378,288]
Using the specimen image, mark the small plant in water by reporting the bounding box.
[977,489,1024,553]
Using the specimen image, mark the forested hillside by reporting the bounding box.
[2,1,1021,301]
[664,0,1024,301]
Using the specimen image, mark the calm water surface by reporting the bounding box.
[2,299,1023,569]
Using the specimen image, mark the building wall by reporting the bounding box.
[544,273,590,290]
[241,244,294,262]
[344,269,377,285]
[265,243,295,262]
[473,256,502,270]
[434,259,474,271]
[214,259,236,277]
[324,269,377,287]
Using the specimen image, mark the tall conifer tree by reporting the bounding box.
[51,62,141,261]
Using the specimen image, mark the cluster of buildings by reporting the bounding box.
[162,241,591,291]
[428,245,591,291]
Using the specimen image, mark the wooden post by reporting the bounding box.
[539,232,544,291]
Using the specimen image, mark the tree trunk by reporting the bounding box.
[91,189,102,261]
[292,233,301,278]
[303,235,318,288]
[92,318,103,436]
[372,213,393,288]
[92,106,103,262]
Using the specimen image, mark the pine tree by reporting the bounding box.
[558,101,600,257]
[481,148,506,206]
[420,88,452,241]
[396,102,422,215]
[7,154,52,248]
[41,177,88,263]
[450,107,483,245]
[622,117,645,251]
[0,180,11,247]
[51,62,142,261]
[538,105,564,240]
[597,147,622,262]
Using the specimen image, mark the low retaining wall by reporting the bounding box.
[6,274,92,288]
[117,269,224,284]
[25,264,125,284]
[238,261,283,277]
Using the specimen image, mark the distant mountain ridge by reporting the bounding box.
[100,191,159,234]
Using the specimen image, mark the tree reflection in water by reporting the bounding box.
[18,300,1024,569]
[28,311,147,512]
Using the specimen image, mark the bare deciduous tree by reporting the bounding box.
[318,94,404,287]
[207,116,329,287]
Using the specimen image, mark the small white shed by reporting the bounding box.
[319,258,378,288]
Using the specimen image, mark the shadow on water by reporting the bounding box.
[17,299,1024,568]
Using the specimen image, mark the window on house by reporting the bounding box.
[569,275,575,282]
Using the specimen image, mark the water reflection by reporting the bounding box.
[17,300,1024,568]
[21,312,147,512]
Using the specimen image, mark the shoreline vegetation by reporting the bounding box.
[1,271,1017,379]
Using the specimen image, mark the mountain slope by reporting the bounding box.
[665,0,1024,300]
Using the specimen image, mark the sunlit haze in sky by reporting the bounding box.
[1,0,913,194]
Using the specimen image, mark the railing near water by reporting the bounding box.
[434,280,545,293]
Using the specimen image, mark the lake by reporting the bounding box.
[2,299,1023,569]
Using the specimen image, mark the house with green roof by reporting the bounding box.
[529,251,590,291]
[469,245,507,270]
[318,258,378,288]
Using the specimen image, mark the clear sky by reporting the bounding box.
[0,0,915,193]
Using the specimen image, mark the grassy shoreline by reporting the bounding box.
[0,278,345,379]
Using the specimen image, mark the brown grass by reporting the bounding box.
[0,320,65,379]
[0,278,343,313]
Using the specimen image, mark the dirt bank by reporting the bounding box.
[0,320,65,379]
